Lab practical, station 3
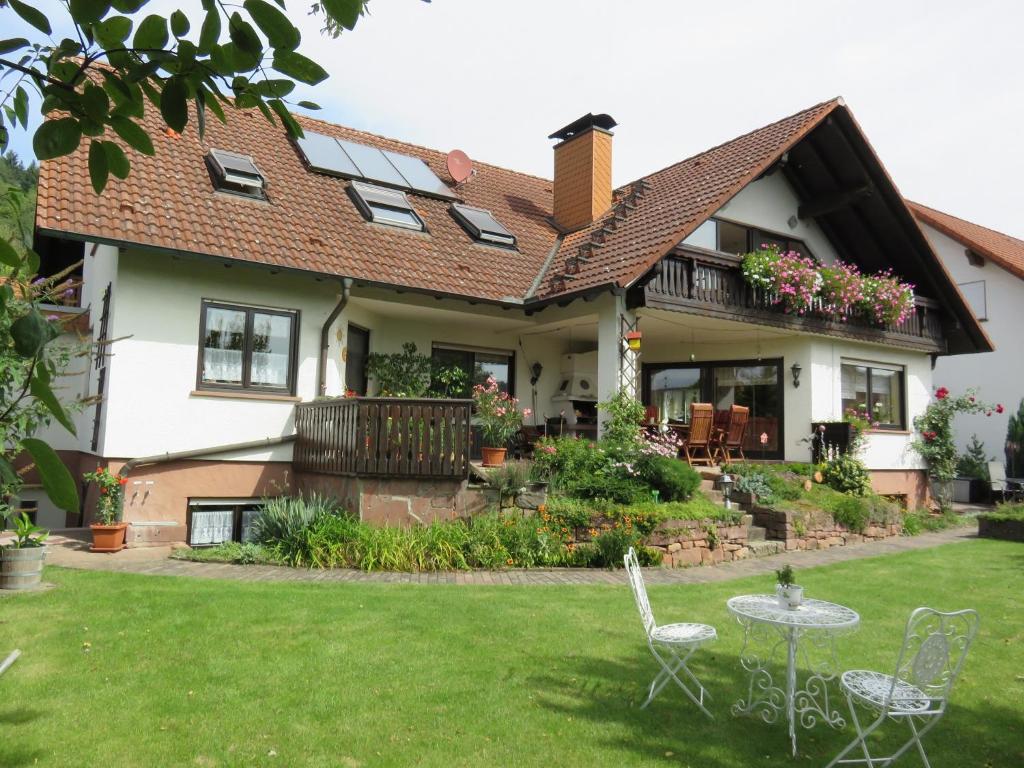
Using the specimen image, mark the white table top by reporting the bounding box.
[727,594,860,630]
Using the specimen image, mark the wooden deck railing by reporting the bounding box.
[293,397,473,479]
[639,250,946,351]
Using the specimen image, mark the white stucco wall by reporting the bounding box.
[713,173,840,264]
[924,222,1023,457]
[100,249,343,460]
[640,323,929,467]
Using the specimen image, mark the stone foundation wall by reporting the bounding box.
[749,506,901,551]
[644,515,751,567]
[295,473,489,525]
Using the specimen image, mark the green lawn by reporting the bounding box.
[1,541,1021,767]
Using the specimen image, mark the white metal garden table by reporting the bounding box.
[726,594,859,757]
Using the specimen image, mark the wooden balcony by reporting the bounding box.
[630,249,947,352]
[293,397,473,479]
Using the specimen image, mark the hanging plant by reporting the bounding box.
[859,270,916,326]
[741,246,821,315]
[819,260,862,319]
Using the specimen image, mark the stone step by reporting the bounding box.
[747,524,767,542]
[747,540,786,558]
[699,478,717,493]
[704,489,724,504]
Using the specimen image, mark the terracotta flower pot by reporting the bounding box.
[90,522,128,553]
[481,447,507,467]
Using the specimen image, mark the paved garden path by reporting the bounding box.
[38,526,975,586]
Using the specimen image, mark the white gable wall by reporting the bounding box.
[922,222,1022,456]
[713,173,840,263]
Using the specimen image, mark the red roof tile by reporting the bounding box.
[533,100,841,298]
[907,201,1024,281]
[36,107,560,303]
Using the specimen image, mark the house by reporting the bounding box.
[908,202,1024,461]
[26,97,990,541]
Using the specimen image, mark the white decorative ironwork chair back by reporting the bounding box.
[890,607,978,709]
[624,547,656,637]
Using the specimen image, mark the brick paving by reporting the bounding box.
[37,526,976,587]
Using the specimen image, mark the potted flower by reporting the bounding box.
[0,513,49,590]
[775,564,803,610]
[83,467,129,552]
[473,376,529,467]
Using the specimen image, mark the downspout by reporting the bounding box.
[318,278,353,397]
[117,434,297,476]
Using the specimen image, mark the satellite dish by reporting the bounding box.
[446,149,472,183]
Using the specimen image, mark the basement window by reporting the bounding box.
[348,180,424,231]
[450,204,516,248]
[207,149,266,199]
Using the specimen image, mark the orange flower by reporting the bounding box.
[506,558,513,566]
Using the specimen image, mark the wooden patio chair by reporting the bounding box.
[711,405,750,464]
[681,403,715,466]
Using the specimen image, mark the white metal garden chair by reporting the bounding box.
[825,607,979,768]
[624,547,717,718]
[0,650,20,678]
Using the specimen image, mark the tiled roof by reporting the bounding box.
[534,100,841,298]
[36,107,560,303]
[36,98,841,304]
[907,201,1024,281]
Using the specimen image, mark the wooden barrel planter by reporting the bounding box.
[0,547,46,590]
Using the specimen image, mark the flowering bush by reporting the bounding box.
[473,376,529,447]
[82,466,127,525]
[740,245,915,326]
[913,387,1003,481]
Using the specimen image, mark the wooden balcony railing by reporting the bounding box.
[293,397,473,479]
[637,250,946,351]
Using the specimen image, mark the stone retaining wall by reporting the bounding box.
[644,515,751,567]
[749,505,901,550]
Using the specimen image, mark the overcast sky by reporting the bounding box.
[8,0,1023,237]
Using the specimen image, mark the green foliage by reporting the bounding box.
[250,492,347,563]
[485,460,532,499]
[4,511,48,548]
[956,434,991,480]
[902,507,965,534]
[598,389,645,455]
[0,1,374,191]
[822,454,872,496]
[639,455,700,502]
[734,472,774,502]
[82,466,127,524]
[979,503,1024,523]
[365,342,468,398]
[830,495,870,533]
[775,563,795,586]
[1006,399,1024,477]
[532,435,647,504]
[174,540,283,565]
[913,387,1001,481]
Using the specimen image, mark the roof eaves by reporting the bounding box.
[907,201,1024,283]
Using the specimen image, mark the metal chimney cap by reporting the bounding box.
[548,113,617,141]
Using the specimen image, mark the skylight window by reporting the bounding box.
[450,204,516,247]
[349,181,424,231]
[207,149,265,199]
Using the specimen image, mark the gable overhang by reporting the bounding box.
[626,103,991,355]
[773,107,992,355]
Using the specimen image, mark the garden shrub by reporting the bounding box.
[822,454,872,496]
[251,493,348,563]
[639,455,700,502]
[830,495,870,533]
[486,460,532,499]
[542,496,592,530]
[978,503,1024,523]
[734,472,774,502]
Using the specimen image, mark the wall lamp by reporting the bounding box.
[790,362,802,388]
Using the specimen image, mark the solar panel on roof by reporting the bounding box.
[294,132,360,177]
[383,151,457,200]
[338,140,408,188]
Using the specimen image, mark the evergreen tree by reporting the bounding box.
[956,434,991,480]
[1007,399,1024,477]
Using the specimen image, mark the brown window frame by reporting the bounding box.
[840,361,906,431]
[196,300,300,395]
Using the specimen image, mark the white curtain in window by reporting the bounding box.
[203,348,243,383]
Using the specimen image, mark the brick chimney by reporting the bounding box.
[549,113,617,231]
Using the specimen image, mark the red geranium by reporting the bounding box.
[935,387,950,400]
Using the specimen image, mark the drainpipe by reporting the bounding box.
[318,278,353,397]
[117,434,297,476]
